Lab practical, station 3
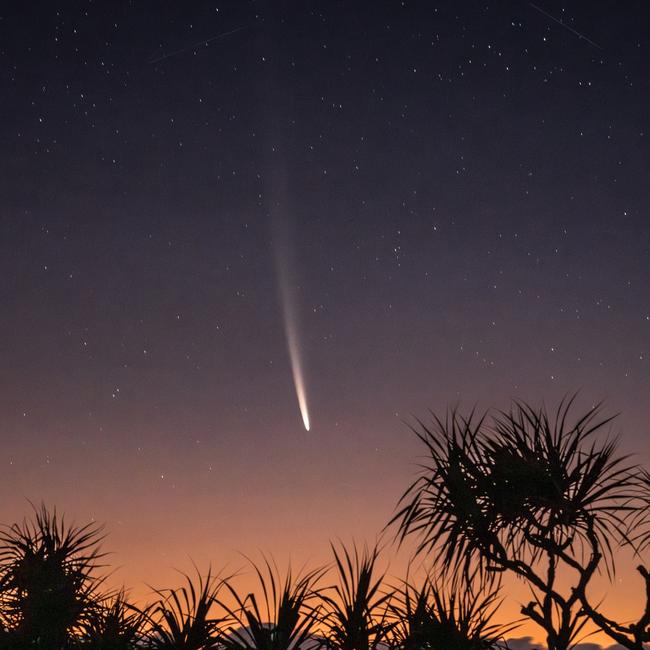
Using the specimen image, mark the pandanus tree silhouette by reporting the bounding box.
[385,572,517,650]
[570,465,650,650]
[390,398,648,650]
[145,568,225,650]
[77,590,150,649]
[0,503,105,650]
[319,543,394,650]
[216,556,323,650]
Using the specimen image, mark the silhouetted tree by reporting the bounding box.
[385,572,516,650]
[217,556,323,650]
[391,398,644,650]
[319,543,394,650]
[0,504,104,649]
[145,568,224,650]
[76,591,149,649]
[568,466,650,650]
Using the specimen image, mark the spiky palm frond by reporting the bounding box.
[389,398,649,650]
[386,572,516,650]
[319,543,394,650]
[388,409,499,577]
[77,590,149,649]
[619,466,650,554]
[217,556,323,650]
[0,503,105,649]
[146,567,225,650]
[486,397,641,574]
[391,399,642,575]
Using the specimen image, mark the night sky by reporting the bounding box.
[1,1,649,642]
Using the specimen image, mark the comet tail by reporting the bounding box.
[275,231,311,431]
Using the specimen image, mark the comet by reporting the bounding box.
[273,220,311,431]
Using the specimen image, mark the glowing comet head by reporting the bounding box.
[300,401,310,431]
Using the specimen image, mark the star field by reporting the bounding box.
[0,0,649,638]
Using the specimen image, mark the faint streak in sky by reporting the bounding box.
[148,26,247,64]
[275,239,311,432]
[529,3,603,50]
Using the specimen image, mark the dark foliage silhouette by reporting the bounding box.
[572,467,650,649]
[0,503,104,649]
[385,572,516,650]
[4,397,650,650]
[76,591,149,649]
[319,543,394,650]
[217,556,323,650]
[390,398,649,650]
[145,568,224,650]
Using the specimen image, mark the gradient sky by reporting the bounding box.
[1,1,648,645]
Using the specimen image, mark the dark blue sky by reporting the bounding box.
[0,1,648,640]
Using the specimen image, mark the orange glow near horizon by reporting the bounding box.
[2,415,648,650]
[89,525,650,648]
[2,4,648,649]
